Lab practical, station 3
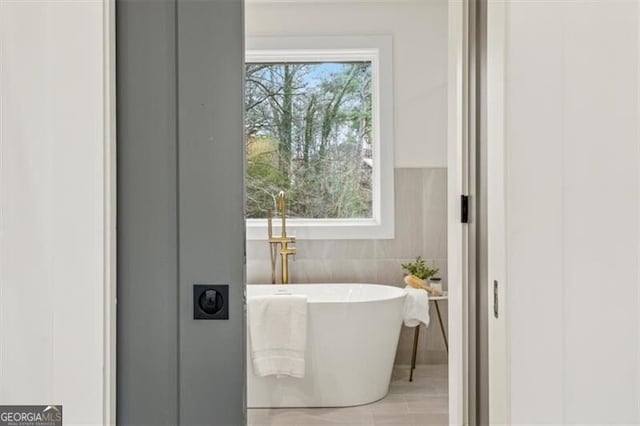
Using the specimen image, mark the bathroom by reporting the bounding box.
[6,0,640,425]
[243,0,450,424]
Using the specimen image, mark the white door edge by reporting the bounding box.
[486,0,509,424]
[103,0,117,424]
[447,1,470,424]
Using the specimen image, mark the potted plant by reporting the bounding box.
[401,256,442,295]
[401,256,439,280]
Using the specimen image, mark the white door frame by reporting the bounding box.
[103,0,117,424]
[448,1,471,424]
[486,0,509,424]
[103,0,473,423]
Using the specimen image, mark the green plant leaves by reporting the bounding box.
[401,256,439,281]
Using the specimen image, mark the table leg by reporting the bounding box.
[434,300,448,352]
[409,324,420,382]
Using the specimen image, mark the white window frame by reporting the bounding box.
[245,36,394,240]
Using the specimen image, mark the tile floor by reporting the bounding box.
[247,364,448,426]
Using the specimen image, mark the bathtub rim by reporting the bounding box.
[246,283,407,305]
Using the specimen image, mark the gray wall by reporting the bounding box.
[117,0,246,424]
[246,167,448,364]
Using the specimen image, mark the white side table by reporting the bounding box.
[409,292,448,382]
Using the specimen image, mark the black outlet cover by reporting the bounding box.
[193,284,229,320]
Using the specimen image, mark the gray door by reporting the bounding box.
[117,1,246,424]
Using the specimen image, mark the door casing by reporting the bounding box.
[486,0,510,424]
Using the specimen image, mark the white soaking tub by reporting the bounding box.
[247,283,406,408]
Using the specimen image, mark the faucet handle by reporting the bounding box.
[281,246,296,255]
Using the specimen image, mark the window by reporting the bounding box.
[245,36,394,239]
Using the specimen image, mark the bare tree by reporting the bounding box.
[245,62,373,219]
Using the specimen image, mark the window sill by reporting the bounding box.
[246,218,394,240]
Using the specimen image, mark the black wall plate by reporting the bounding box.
[193,284,229,320]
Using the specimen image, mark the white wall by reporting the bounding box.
[245,0,448,168]
[502,1,640,423]
[0,1,111,424]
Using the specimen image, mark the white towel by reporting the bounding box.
[248,295,308,378]
[403,286,430,327]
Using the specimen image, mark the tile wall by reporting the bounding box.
[246,168,448,364]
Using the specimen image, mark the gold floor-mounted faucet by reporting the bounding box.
[267,191,296,284]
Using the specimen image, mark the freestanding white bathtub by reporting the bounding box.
[247,283,406,408]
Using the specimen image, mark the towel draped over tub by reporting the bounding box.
[402,286,430,327]
[248,294,308,378]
